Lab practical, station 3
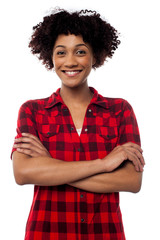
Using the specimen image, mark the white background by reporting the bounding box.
[0,0,160,239]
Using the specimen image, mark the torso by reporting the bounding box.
[60,85,94,129]
[14,87,131,240]
[68,105,88,129]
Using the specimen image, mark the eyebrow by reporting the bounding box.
[54,43,89,49]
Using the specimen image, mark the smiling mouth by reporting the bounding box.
[62,70,82,77]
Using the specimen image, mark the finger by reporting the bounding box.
[123,142,143,153]
[123,142,145,166]
[22,132,37,139]
[14,133,37,141]
[16,147,39,157]
[132,155,143,172]
[125,150,143,172]
[14,136,44,150]
[14,142,42,154]
[136,151,145,166]
[127,147,145,166]
[22,133,43,145]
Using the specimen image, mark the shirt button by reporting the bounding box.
[80,194,83,198]
[47,132,50,136]
[71,127,74,131]
[84,128,88,132]
[88,109,92,112]
[81,218,85,222]
[77,148,81,152]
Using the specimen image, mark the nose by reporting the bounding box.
[64,53,78,68]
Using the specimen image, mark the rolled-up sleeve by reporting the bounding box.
[117,100,141,146]
[11,101,38,158]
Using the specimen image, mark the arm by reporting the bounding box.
[13,102,101,186]
[69,161,143,193]
[12,103,104,186]
[12,151,103,186]
[13,133,144,189]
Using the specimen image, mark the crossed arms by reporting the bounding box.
[12,133,145,193]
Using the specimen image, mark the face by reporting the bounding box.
[52,34,95,89]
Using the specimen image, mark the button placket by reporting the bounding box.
[80,194,84,198]
[71,127,74,131]
[81,218,85,223]
[79,191,87,225]
[61,105,83,154]
[87,107,96,119]
[63,108,68,112]
[62,107,69,116]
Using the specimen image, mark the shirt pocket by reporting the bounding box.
[99,126,118,145]
[38,124,60,139]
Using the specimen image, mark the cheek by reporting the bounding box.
[53,58,63,70]
[52,53,62,64]
[80,57,93,68]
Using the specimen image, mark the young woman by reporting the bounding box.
[12,9,145,240]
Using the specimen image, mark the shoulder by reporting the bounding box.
[18,96,51,114]
[100,94,133,115]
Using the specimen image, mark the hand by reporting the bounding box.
[13,133,51,158]
[102,142,145,172]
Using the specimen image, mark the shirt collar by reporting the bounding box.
[44,88,63,109]
[89,87,110,109]
[44,87,110,109]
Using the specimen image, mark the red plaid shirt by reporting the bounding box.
[12,87,140,240]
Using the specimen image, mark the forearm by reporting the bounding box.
[69,161,143,193]
[13,135,144,189]
[13,151,104,186]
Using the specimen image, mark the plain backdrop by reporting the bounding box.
[0,0,160,239]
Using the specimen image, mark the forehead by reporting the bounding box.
[53,34,89,49]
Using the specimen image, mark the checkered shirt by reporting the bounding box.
[12,87,140,240]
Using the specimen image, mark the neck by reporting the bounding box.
[60,83,93,107]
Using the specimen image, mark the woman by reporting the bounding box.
[12,9,144,240]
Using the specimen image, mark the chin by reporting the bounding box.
[63,83,82,89]
[62,80,87,89]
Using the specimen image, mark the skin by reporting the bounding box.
[12,34,145,193]
[52,34,96,128]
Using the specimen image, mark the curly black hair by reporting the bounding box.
[29,8,120,70]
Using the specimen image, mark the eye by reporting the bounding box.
[76,50,86,55]
[56,51,65,56]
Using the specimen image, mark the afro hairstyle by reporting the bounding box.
[29,8,120,70]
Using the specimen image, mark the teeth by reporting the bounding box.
[67,71,76,74]
[62,70,81,76]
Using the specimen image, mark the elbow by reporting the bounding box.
[12,151,31,185]
[131,173,143,193]
[13,169,27,186]
[131,183,141,193]
[13,160,30,185]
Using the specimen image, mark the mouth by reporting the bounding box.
[62,70,82,77]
